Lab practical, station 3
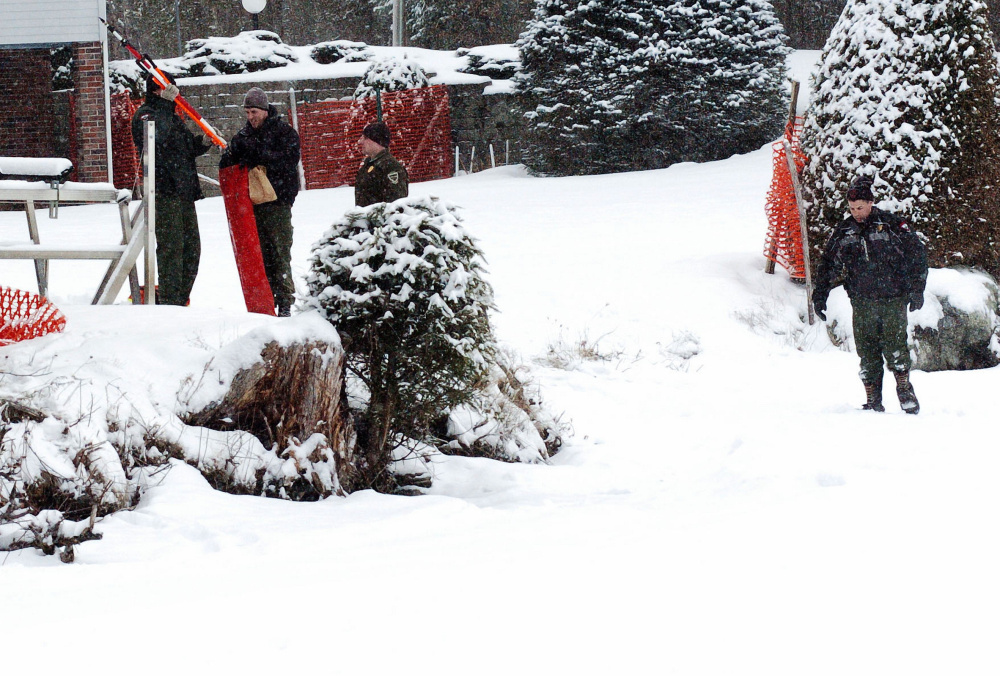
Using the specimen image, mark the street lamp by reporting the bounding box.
[242,0,266,30]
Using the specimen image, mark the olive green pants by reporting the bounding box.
[156,194,200,306]
[852,297,910,383]
[253,202,295,312]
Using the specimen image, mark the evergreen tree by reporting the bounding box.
[800,0,1000,276]
[304,197,496,491]
[516,0,789,175]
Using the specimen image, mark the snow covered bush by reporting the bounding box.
[304,197,499,490]
[50,46,73,91]
[354,57,430,99]
[515,0,789,175]
[183,31,299,76]
[310,40,369,65]
[800,0,1000,277]
[458,47,521,80]
[443,348,564,463]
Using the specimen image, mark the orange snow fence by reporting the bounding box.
[0,288,67,346]
[763,117,808,279]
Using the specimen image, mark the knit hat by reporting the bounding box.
[846,175,875,202]
[243,87,269,111]
[362,122,391,148]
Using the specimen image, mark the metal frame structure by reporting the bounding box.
[0,120,157,304]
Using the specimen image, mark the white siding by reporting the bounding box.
[0,0,104,46]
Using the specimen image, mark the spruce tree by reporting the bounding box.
[801,0,1000,276]
[516,0,789,175]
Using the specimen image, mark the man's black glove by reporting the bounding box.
[813,299,827,322]
[908,292,924,311]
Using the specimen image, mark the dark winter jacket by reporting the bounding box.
[813,206,928,305]
[219,104,301,206]
[131,94,210,202]
[355,149,409,207]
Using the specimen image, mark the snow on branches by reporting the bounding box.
[801,0,1000,275]
[516,0,789,175]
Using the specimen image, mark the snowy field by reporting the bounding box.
[3,52,1000,674]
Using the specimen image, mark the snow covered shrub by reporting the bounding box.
[442,348,564,462]
[310,40,369,65]
[183,31,298,76]
[458,47,521,80]
[50,46,73,91]
[516,0,789,175]
[800,0,1000,276]
[304,197,497,490]
[354,57,430,99]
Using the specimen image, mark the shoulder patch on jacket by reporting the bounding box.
[388,171,399,185]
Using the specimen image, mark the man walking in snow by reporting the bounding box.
[355,121,409,207]
[812,176,928,414]
[219,87,301,317]
[131,73,210,306]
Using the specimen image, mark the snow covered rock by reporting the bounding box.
[910,268,1000,372]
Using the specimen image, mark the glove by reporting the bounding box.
[813,299,827,322]
[161,83,180,101]
[908,292,924,311]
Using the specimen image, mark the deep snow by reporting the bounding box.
[2,50,999,674]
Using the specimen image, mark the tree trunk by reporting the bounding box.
[186,338,356,488]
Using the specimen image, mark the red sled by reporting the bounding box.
[219,165,276,315]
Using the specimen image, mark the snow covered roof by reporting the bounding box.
[0,0,104,47]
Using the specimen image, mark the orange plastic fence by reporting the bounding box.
[109,87,453,193]
[763,117,808,279]
[110,93,143,191]
[0,287,67,346]
[297,85,453,189]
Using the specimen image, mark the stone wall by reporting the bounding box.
[447,84,525,172]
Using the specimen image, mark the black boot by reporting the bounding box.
[894,370,919,414]
[862,375,885,412]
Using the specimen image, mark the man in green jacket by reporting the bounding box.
[813,176,928,414]
[355,121,409,207]
[131,73,210,306]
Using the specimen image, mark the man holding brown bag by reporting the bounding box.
[220,87,301,316]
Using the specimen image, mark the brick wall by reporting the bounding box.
[0,48,56,160]
[72,41,108,183]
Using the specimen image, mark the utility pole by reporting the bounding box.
[392,0,404,46]
[174,0,183,55]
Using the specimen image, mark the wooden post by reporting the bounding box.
[784,139,814,325]
[144,120,157,305]
[765,79,801,275]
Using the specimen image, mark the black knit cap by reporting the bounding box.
[847,175,875,202]
[362,122,391,148]
[145,70,177,95]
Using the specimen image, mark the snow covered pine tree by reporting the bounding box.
[800,0,1000,276]
[304,197,497,491]
[515,0,789,175]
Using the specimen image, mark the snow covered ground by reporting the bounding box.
[3,52,999,674]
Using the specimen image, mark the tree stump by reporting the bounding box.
[186,339,356,490]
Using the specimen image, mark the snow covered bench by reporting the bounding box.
[0,157,74,184]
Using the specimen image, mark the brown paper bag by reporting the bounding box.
[248,165,277,205]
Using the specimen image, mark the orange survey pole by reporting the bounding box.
[100,17,227,149]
